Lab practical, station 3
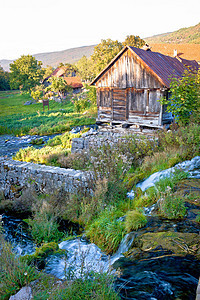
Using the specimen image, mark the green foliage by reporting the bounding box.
[158,122,200,160]
[76,55,95,82]
[31,85,44,101]
[26,204,64,245]
[23,242,61,269]
[159,194,187,219]
[46,76,72,99]
[0,91,96,136]
[123,35,145,48]
[159,69,200,125]
[86,208,125,254]
[13,131,82,166]
[0,235,38,300]
[9,55,44,91]
[32,273,119,300]
[196,214,200,223]
[91,39,123,76]
[155,169,189,193]
[0,65,10,90]
[73,85,96,113]
[125,210,147,232]
[30,138,44,145]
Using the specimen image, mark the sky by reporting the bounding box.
[0,0,199,60]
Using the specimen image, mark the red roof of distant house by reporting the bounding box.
[64,77,83,89]
[150,43,200,63]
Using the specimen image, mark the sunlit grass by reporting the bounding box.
[0,91,97,136]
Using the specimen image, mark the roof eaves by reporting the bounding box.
[90,46,129,85]
[127,46,169,88]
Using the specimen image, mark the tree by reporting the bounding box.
[46,76,72,99]
[123,35,146,48]
[160,69,200,125]
[91,39,123,76]
[76,55,95,82]
[9,55,44,91]
[42,65,54,79]
[0,66,10,90]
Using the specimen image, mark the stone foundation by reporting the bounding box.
[71,127,156,153]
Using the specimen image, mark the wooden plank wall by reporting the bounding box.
[96,48,171,126]
[95,49,163,90]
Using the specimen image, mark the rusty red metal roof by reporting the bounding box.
[129,46,198,87]
[64,77,83,89]
[91,45,199,88]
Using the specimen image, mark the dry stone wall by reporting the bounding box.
[71,127,156,153]
[0,157,89,199]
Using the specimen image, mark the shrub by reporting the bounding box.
[159,69,200,125]
[0,235,38,300]
[158,123,200,160]
[159,194,187,219]
[26,201,64,245]
[125,210,147,232]
[86,208,125,254]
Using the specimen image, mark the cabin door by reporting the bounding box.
[112,89,127,121]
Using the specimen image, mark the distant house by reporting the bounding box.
[43,66,83,94]
[91,45,198,128]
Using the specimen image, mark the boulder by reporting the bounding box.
[9,286,32,300]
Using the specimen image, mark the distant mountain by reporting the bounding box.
[1,23,199,72]
[0,45,95,72]
[145,23,200,44]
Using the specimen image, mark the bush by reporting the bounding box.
[86,209,125,254]
[125,210,147,232]
[26,201,64,245]
[159,69,200,125]
[158,123,200,161]
[0,235,38,300]
[159,194,186,219]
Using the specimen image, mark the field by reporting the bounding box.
[0,91,97,136]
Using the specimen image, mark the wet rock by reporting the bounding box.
[9,286,32,300]
[125,232,200,259]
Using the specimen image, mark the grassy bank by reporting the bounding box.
[9,123,200,254]
[1,123,200,299]
[0,91,97,136]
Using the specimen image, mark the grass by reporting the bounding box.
[0,230,39,300]
[125,210,147,232]
[31,272,120,300]
[0,91,97,136]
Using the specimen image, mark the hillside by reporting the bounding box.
[0,45,95,72]
[145,23,200,44]
[1,22,199,72]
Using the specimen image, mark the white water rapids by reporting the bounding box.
[2,156,200,280]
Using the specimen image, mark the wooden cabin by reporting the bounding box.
[91,45,199,128]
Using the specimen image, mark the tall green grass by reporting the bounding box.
[0,91,97,136]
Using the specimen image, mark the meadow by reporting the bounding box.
[0,91,97,136]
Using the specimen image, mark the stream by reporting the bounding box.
[0,134,63,158]
[1,157,200,299]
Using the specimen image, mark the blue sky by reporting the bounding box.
[1,0,199,60]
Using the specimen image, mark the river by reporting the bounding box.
[0,139,200,299]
